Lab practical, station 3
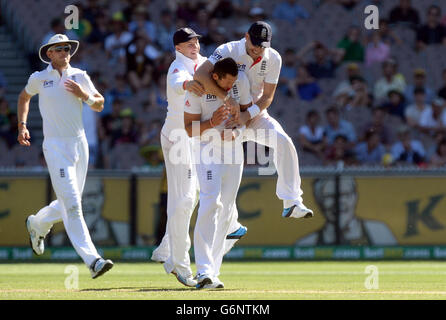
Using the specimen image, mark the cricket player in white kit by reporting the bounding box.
[18,34,113,278]
[195,22,313,219]
[151,28,207,287]
[185,58,252,289]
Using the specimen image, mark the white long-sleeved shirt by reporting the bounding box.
[163,51,207,136]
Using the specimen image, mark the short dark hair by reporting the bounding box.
[213,58,238,79]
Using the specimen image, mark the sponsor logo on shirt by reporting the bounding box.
[172,68,179,74]
[237,63,246,72]
[43,80,54,88]
[211,51,223,61]
[206,94,217,101]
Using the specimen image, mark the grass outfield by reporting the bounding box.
[0,261,445,300]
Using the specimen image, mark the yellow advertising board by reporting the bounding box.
[0,178,47,246]
[1,174,446,247]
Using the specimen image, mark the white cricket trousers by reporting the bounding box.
[31,134,101,267]
[160,130,199,277]
[194,143,243,277]
[244,110,303,207]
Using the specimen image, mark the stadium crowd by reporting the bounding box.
[2,0,446,169]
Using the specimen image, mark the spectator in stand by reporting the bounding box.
[378,19,403,46]
[296,65,321,101]
[235,7,278,39]
[0,97,10,141]
[201,18,228,56]
[362,107,392,146]
[381,89,406,120]
[404,87,431,128]
[273,0,309,24]
[337,26,365,63]
[404,68,435,105]
[104,19,133,65]
[418,98,446,136]
[126,36,155,93]
[108,74,133,101]
[373,58,406,102]
[86,12,109,48]
[139,119,163,147]
[298,110,327,160]
[333,63,361,98]
[416,5,446,51]
[324,106,357,147]
[354,128,386,165]
[388,0,420,29]
[150,74,168,108]
[101,99,124,139]
[365,31,391,67]
[331,0,360,11]
[391,125,426,165]
[297,41,343,79]
[334,75,370,110]
[111,108,138,147]
[324,134,357,166]
[278,48,298,97]
[0,70,7,98]
[207,0,235,19]
[83,0,103,26]
[429,138,446,167]
[128,6,157,42]
[437,69,446,100]
[190,8,210,37]
[157,9,177,52]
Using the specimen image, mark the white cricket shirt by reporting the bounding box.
[163,51,207,136]
[185,72,251,146]
[25,64,99,138]
[207,38,282,103]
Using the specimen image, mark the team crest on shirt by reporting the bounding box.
[43,80,54,88]
[185,100,190,107]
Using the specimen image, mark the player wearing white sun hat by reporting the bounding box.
[18,34,113,279]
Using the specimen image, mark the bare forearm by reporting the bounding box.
[255,94,274,111]
[185,120,214,137]
[17,96,30,124]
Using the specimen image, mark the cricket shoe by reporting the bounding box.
[203,277,224,289]
[195,273,213,289]
[282,201,313,219]
[226,225,248,240]
[90,258,114,279]
[151,248,168,264]
[171,270,197,288]
[26,215,45,256]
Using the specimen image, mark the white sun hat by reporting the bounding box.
[38,34,79,64]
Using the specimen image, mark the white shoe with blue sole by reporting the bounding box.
[282,202,314,219]
[226,225,248,239]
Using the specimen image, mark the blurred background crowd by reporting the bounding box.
[2,0,446,170]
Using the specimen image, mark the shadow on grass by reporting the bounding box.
[80,287,237,292]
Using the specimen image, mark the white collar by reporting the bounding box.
[46,63,73,76]
[175,51,198,74]
[237,38,270,61]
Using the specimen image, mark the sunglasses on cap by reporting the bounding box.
[49,45,71,53]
